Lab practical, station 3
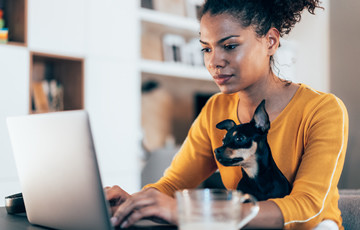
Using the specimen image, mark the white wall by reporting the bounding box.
[329,0,360,189]
[83,0,142,193]
[0,45,29,204]
[0,0,142,206]
[277,0,330,92]
[275,0,360,189]
[28,0,87,57]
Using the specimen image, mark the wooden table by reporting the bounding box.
[0,207,177,230]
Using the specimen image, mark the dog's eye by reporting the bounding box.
[235,135,246,143]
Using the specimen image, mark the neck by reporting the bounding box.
[237,72,274,122]
[237,74,293,123]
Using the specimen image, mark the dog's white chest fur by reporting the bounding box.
[234,142,258,178]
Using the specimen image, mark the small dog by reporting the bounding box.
[214,100,291,201]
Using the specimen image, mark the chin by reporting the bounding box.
[218,85,239,94]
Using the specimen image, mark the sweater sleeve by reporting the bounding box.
[143,97,218,197]
[270,95,349,229]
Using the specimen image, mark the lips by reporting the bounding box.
[213,74,232,85]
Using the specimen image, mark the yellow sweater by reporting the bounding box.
[145,84,349,229]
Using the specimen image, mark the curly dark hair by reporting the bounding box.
[199,0,323,37]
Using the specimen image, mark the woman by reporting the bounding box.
[106,0,348,229]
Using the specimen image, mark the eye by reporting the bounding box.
[201,47,211,53]
[224,44,238,50]
[235,135,246,143]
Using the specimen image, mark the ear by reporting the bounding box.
[216,119,236,131]
[266,28,280,56]
[252,100,270,133]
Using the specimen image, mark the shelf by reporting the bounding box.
[140,59,211,81]
[139,2,216,149]
[139,8,199,34]
[1,0,27,45]
[29,52,84,114]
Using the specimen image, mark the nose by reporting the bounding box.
[215,146,225,156]
[207,49,226,70]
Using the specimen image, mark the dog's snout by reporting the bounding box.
[215,148,221,155]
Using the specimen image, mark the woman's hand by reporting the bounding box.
[110,187,178,228]
[104,185,131,215]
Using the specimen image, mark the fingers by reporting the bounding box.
[118,206,162,228]
[110,188,178,227]
[105,185,130,201]
[111,195,156,227]
[104,185,131,216]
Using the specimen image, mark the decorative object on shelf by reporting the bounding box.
[32,81,49,113]
[0,8,4,29]
[162,34,204,66]
[141,80,175,153]
[0,8,8,43]
[153,0,186,17]
[185,0,204,19]
[141,26,163,61]
[43,79,64,112]
[141,0,154,9]
[32,61,64,113]
[183,37,204,66]
[162,33,186,63]
[0,28,8,43]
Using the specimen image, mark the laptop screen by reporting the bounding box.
[7,110,113,230]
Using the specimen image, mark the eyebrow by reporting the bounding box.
[199,35,241,45]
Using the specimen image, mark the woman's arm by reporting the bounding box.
[244,200,284,229]
[268,94,348,229]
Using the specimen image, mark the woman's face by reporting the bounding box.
[200,13,271,94]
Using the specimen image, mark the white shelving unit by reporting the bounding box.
[138,1,218,186]
[138,1,218,152]
[140,59,211,80]
[139,3,211,81]
[139,8,200,32]
[0,0,142,205]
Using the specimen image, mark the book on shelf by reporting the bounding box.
[32,80,64,113]
[32,81,49,113]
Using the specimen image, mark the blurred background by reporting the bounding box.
[0,0,359,206]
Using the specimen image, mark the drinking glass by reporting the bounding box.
[176,189,259,230]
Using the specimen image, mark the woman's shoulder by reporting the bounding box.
[293,84,347,115]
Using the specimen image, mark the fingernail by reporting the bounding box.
[111,217,118,226]
[121,220,128,228]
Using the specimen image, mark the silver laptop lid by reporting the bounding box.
[7,110,112,230]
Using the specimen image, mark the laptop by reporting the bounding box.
[7,110,113,230]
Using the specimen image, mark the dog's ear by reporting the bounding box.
[252,100,270,133]
[216,119,236,131]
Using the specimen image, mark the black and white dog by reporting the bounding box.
[214,100,291,201]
